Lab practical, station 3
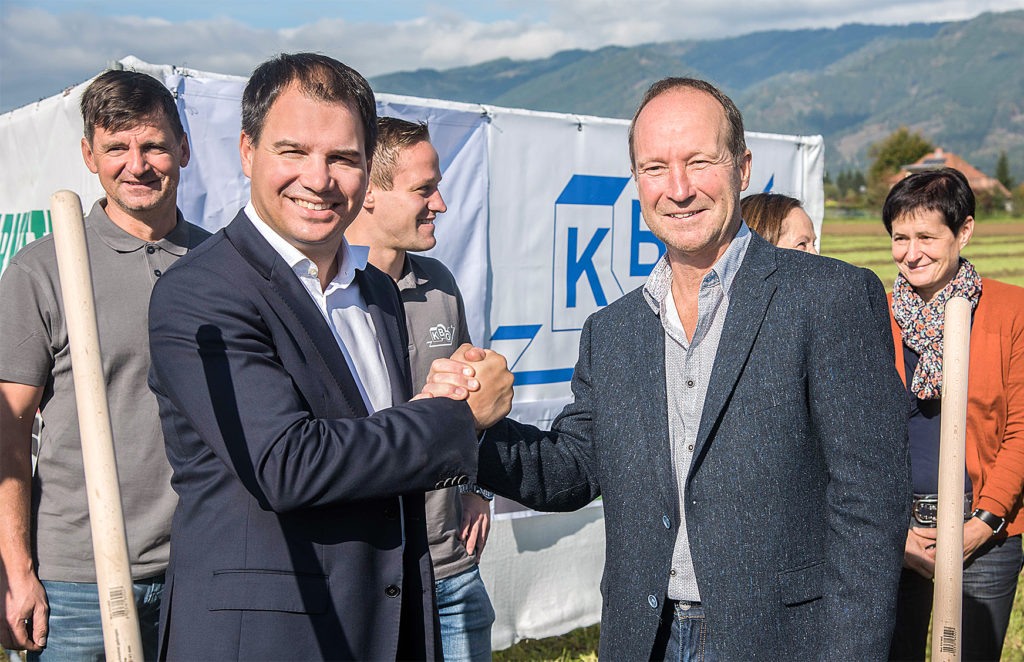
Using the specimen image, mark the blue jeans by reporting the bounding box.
[24,576,163,662]
[890,534,1023,662]
[651,601,714,662]
[435,566,494,662]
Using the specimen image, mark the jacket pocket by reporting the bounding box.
[208,569,329,613]
[778,559,824,606]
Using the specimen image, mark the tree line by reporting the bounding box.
[826,127,1022,217]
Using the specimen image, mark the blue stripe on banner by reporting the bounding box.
[490,324,542,341]
[513,368,575,386]
[555,175,630,206]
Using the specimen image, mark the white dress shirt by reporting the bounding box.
[244,203,393,413]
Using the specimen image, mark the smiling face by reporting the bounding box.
[632,87,751,268]
[81,112,189,224]
[890,208,973,302]
[240,84,368,263]
[777,207,818,254]
[367,140,446,253]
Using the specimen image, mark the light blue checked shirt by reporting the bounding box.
[643,222,751,602]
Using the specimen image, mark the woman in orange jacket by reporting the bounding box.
[882,168,1024,662]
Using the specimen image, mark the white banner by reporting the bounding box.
[483,109,824,517]
[0,58,823,649]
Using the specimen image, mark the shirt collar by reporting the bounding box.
[86,199,192,256]
[643,221,752,314]
[244,201,367,287]
[395,254,431,292]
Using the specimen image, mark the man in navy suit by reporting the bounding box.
[147,53,511,661]
[434,79,910,660]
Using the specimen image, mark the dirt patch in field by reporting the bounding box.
[823,220,1024,238]
[973,222,1024,236]
[822,222,887,237]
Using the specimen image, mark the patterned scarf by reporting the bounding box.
[891,258,981,399]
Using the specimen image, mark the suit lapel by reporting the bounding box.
[690,234,778,474]
[223,213,368,418]
[636,303,676,506]
[356,268,411,405]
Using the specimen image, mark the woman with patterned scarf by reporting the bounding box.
[883,168,1024,662]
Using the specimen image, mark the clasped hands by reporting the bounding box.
[903,517,995,579]
[417,343,514,431]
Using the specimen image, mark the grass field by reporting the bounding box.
[3,216,1022,662]
[493,213,1024,662]
[820,215,1024,291]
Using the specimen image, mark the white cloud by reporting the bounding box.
[3,1,1024,111]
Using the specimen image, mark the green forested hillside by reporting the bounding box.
[370,11,1024,179]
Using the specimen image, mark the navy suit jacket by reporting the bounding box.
[479,233,911,661]
[148,210,478,661]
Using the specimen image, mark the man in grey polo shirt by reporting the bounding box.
[347,116,495,661]
[0,70,208,659]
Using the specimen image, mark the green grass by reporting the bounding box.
[819,215,1024,291]
[493,623,600,662]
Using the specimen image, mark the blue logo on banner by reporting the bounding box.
[554,175,629,322]
[489,324,575,386]
[493,174,667,386]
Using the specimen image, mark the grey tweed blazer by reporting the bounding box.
[479,231,910,661]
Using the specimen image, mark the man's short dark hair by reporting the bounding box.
[740,193,802,245]
[628,77,746,169]
[881,168,975,236]
[241,53,377,156]
[370,117,431,190]
[80,70,184,144]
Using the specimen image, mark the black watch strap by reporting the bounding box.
[459,483,494,501]
[972,508,1006,535]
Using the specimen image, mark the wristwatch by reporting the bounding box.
[460,483,494,501]
[972,508,1006,535]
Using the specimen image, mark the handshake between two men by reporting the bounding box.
[418,344,514,430]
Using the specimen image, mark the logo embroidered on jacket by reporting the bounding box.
[427,324,455,348]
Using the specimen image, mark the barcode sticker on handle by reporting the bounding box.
[108,586,128,619]
[940,626,957,654]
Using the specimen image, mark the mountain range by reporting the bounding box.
[370,10,1024,180]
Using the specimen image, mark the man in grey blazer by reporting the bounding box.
[433,78,910,660]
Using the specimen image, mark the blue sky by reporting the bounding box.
[3,1,1024,112]
[13,0,532,28]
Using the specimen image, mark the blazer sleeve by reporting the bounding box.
[478,316,602,511]
[148,262,479,513]
[974,289,1024,520]
[806,267,911,658]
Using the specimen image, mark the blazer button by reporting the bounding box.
[648,595,658,609]
[457,475,469,485]
[662,515,671,529]
[385,584,401,598]
[384,506,398,520]
[434,482,444,490]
